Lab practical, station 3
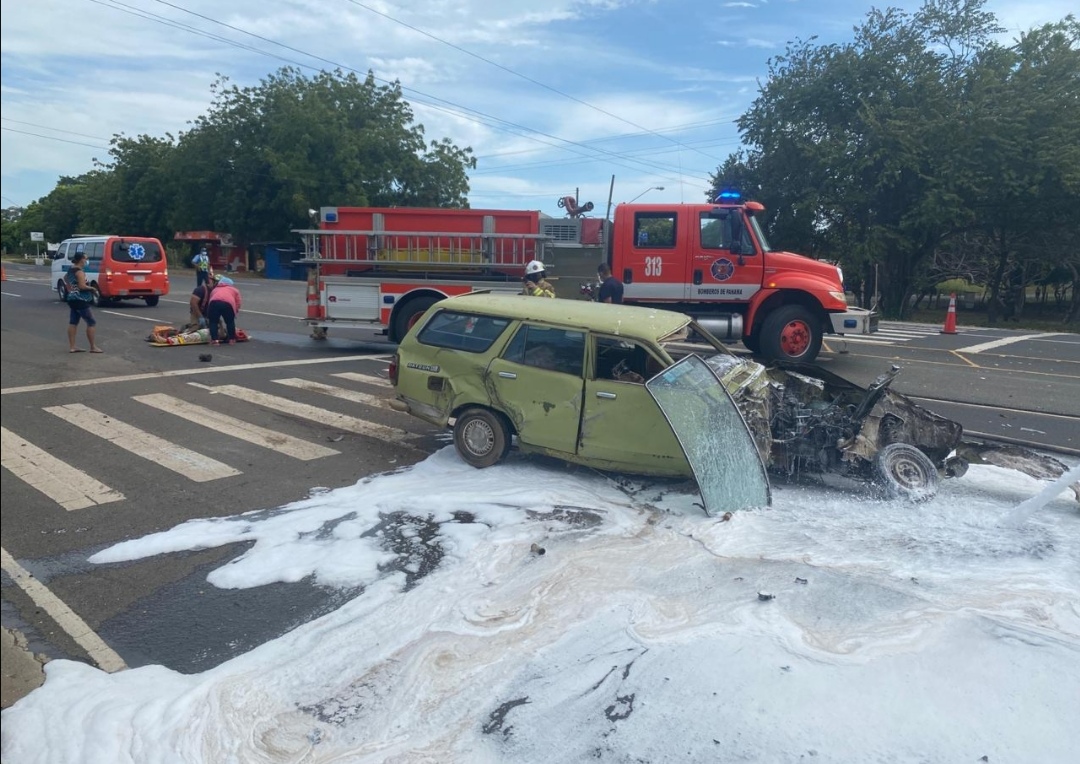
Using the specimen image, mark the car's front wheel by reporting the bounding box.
[873,443,940,501]
[453,408,511,468]
[56,279,69,301]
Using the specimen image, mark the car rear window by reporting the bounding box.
[417,311,510,353]
[111,240,164,263]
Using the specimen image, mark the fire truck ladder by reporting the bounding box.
[293,229,550,270]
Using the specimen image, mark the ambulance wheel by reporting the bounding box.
[144,296,160,307]
[391,295,439,343]
[873,443,939,501]
[760,305,822,363]
[454,408,511,468]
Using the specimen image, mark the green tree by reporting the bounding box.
[710,0,1075,319]
[169,68,475,241]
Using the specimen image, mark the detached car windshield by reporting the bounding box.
[646,355,771,515]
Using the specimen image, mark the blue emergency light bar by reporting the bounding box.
[716,190,742,202]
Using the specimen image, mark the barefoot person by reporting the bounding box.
[65,252,103,353]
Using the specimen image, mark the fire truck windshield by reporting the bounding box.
[747,215,774,252]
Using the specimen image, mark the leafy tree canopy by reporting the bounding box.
[710,0,1079,322]
[14,67,475,248]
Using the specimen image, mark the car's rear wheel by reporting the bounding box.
[760,305,822,363]
[144,296,160,307]
[873,443,940,501]
[453,408,511,468]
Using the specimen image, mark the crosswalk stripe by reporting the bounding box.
[331,372,391,388]
[1,427,125,510]
[43,404,241,482]
[274,378,387,408]
[871,330,933,338]
[1,547,127,672]
[828,336,899,345]
[133,394,339,461]
[204,385,421,449]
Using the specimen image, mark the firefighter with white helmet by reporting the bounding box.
[522,259,555,298]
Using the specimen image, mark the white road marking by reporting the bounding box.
[2,355,386,396]
[957,333,1065,354]
[332,371,391,387]
[97,310,165,322]
[871,329,936,338]
[1,291,22,297]
[0,427,125,510]
[159,297,300,319]
[828,336,902,346]
[202,384,421,449]
[275,378,387,408]
[1,547,127,673]
[133,393,339,461]
[43,404,241,482]
[910,397,1080,421]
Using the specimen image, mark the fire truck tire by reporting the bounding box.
[760,305,822,363]
[872,443,940,501]
[741,333,761,354]
[453,408,512,468]
[391,295,440,343]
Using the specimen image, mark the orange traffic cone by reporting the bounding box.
[940,292,958,334]
[1,265,6,281]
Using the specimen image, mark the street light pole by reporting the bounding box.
[628,185,664,204]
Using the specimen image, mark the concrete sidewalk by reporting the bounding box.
[1,625,46,709]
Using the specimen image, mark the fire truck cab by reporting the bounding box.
[610,192,877,361]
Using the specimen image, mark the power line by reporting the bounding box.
[344,0,726,164]
[133,0,713,180]
[0,127,108,150]
[0,118,112,142]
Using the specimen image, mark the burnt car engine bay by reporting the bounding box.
[702,354,1078,502]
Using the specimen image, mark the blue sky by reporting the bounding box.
[1,0,1073,219]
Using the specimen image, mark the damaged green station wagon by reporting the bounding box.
[388,293,771,515]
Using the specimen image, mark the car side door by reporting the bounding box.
[577,334,687,475]
[487,323,585,457]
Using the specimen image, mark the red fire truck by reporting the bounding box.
[296,195,876,362]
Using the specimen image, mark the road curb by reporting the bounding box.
[1,625,46,709]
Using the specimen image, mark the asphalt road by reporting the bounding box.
[2,261,1078,700]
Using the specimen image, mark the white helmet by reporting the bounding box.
[525,259,546,275]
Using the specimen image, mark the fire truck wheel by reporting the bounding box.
[760,305,822,362]
[453,408,511,468]
[741,333,761,354]
[391,296,440,343]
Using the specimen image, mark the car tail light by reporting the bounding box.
[388,354,399,385]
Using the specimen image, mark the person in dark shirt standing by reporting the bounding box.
[597,263,624,304]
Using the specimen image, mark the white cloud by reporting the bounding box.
[2,0,1076,213]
